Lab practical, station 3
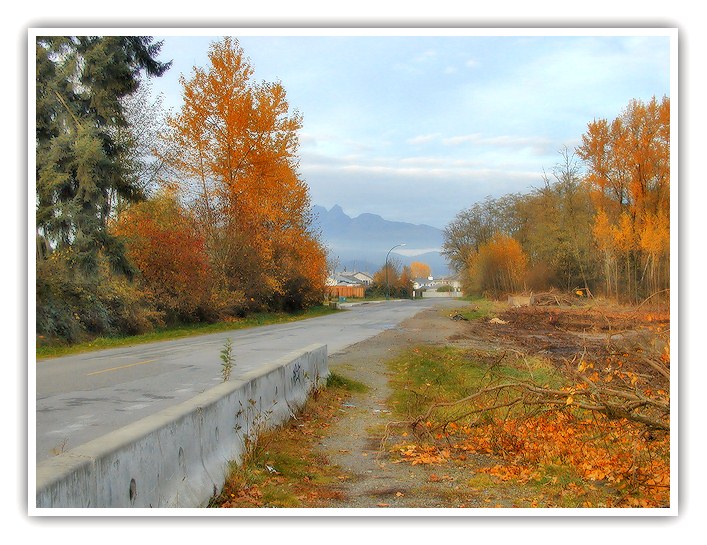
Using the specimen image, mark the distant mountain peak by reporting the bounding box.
[312,204,451,276]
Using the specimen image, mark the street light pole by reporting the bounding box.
[385,243,406,301]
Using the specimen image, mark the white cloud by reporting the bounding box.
[303,163,540,229]
[441,133,553,154]
[395,247,442,256]
[414,49,437,63]
[441,134,482,146]
[407,133,442,145]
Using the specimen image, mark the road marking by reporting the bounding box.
[86,359,158,376]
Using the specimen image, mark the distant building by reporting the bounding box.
[327,271,373,287]
[347,271,373,285]
[412,277,436,290]
[412,276,461,297]
[437,274,462,291]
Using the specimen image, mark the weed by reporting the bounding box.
[220,338,234,381]
[448,297,497,322]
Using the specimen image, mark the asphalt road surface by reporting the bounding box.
[34,298,464,463]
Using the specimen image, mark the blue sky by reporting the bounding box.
[23,25,677,272]
[146,30,673,230]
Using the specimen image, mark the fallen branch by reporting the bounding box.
[635,289,670,310]
[384,367,670,442]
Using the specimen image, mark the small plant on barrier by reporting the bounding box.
[220,338,235,381]
[233,398,277,466]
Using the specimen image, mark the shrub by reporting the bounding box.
[36,249,160,343]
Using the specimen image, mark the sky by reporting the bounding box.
[146,29,673,230]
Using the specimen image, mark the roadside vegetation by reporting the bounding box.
[209,372,367,508]
[442,97,669,306]
[36,36,328,348]
[36,305,339,359]
[384,341,669,508]
[392,297,670,508]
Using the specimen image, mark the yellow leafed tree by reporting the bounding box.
[410,261,432,279]
[578,96,670,302]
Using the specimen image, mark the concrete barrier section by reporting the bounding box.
[421,291,463,298]
[35,344,328,509]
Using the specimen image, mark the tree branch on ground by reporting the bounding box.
[383,344,670,447]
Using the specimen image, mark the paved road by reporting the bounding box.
[34,298,465,463]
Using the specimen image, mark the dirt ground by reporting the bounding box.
[313,298,670,509]
[318,300,480,508]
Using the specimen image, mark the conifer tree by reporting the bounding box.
[36,36,171,275]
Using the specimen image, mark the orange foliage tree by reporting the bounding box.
[409,261,431,279]
[466,232,528,297]
[159,37,326,310]
[267,227,328,311]
[112,190,212,322]
[371,259,413,298]
[578,96,670,302]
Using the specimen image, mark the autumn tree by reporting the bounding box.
[442,194,522,273]
[160,37,326,311]
[514,148,598,292]
[373,259,400,290]
[466,233,528,297]
[409,261,432,279]
[399,265,414,295]
[578,96,670,302]
[111,190,213,322]
[267,228,328,311]
[370,258,412,298]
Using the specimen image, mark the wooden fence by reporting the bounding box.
[327,285,366,299]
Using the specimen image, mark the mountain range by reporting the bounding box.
[311,204,452,277]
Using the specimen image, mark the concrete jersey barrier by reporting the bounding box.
[35,343,328,509]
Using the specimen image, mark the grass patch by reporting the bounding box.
[209,372,365,508]
[326,372,369,393]
[458,297,497,321]
[387,344,566,421]
[36,305,340,359]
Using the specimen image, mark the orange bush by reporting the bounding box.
[112,190,212,321]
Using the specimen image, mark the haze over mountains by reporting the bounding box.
[311,204,452,277]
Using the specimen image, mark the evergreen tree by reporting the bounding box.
[36,36,171,275]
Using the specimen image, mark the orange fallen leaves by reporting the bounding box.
[395,444,451,465]
[393,411,670,507]
[220,484,265,508]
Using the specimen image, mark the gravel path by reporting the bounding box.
[316,300,504,509]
